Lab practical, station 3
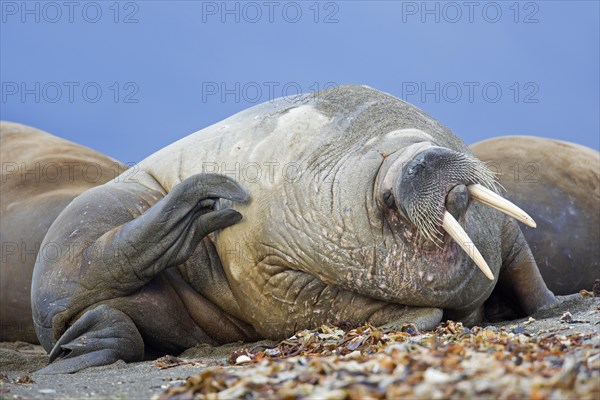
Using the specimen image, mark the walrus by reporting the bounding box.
[0,121,127,343]
[472,136,599,295]
[31,85,561,374]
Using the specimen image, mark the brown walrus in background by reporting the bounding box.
[0,121,127,343]
[472,136,599,296]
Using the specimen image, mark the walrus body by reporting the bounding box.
[31,86,559,373]
[0,122,126,342]
[472,136,599,295]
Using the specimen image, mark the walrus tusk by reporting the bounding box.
[442,211,494,281]
[467,184,537,228]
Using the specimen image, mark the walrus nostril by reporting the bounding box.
[445,184,469,221]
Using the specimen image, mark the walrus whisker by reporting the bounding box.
[467,184,537,228]
[442,211,495,281]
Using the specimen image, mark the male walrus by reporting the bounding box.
[31,86,560,374]
[472,136,599,295]
[0,121,127,343]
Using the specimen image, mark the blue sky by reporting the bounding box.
[1,1,599,163]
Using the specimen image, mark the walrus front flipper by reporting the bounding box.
[375,305,444,332]
[32,172,249,368]
[86,173,248,285]
[38,305,143,374]
[488,218,559,320]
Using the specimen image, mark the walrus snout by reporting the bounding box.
[393,147,491,231]
[376,144,537,281]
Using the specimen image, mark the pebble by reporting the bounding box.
[560,312,574,323]
[423,368,453,384]
[235,355,252,364]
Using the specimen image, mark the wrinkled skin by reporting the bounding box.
[31,86,559,374]
[472,136,600,296]
[0,122,127,342]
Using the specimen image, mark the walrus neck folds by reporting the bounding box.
[376,142,537,281]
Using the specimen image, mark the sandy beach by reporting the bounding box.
[1,295,598,399]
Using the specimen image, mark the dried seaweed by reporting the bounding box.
[161,320,600,399]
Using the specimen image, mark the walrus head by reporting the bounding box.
[376,142,536,280]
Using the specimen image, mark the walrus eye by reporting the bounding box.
[383,190,395,208]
